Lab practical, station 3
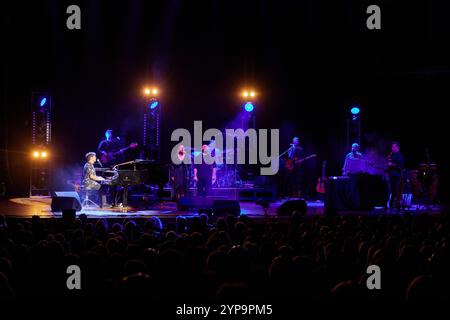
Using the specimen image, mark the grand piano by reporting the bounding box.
[96,159,168,207]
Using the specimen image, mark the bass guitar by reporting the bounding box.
[100,142,138,165]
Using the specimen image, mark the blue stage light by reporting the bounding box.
[244,102,254,112]
[150,101,159,109]
[40,97,47,107]
[350,106,360,115]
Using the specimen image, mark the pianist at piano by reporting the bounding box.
[82,152,108,207]
[89,157,168,209]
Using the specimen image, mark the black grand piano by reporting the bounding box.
[96,159,168,207]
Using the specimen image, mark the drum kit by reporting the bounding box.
[407,162,439,205]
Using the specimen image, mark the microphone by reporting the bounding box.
[97,159,103,167]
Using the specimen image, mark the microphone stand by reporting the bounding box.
[423,148,432,212]
[279,146,294,158]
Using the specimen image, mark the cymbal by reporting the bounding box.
[211,148,235,154]
[178,146,198,151]
[223,148,235,154]
[224,131,244,136]
[418,163,437,171]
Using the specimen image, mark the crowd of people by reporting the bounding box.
[0,210,449,300]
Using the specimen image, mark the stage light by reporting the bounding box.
[40,97,47,107]
[244,102,254,112]
[149,101,159,109]
[31,149,49,159]
[350,106,360,115]
[144,86,159,97]
[242,89,257,99]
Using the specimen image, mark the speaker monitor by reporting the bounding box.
[276,199,307,216]
[212,200,241,217]
[51,191,82,212]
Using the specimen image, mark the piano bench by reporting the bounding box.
[78,187,100,208]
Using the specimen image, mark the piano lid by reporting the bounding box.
[112,159,157,170]
[111,159,168,184]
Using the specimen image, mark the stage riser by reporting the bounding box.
[187,188,276,201]
[128,187,276,207]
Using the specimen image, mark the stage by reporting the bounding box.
[0,196,322,219]
[0,196,443,220]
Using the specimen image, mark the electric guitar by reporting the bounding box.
[285,154,317,171]
[100,143,138,165]
[316,160,327,194]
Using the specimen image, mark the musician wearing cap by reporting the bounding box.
[83,152,107,206]
[342,143,365,175]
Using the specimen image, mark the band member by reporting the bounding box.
[83,152,106,207]
[97,129,124,166]
[172,145,189,207]
[387,141,405,210]
[98,129,132,207]
[209,138,216,157]
[193,145,217,197]
[285,137,305,198]
[342,143,365,175]
[208,138,221,186]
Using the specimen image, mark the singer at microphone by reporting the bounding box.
[287,136,301,158]
[82,152,108,207]
[285,136,305,198]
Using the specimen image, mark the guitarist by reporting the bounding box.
[97,129,125,208]
[285,137,305,198]
[97,129,124,166]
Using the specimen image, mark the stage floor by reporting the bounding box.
[0,197,443,219]
[0,196,324,219]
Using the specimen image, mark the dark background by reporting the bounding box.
[1,0,449,201]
